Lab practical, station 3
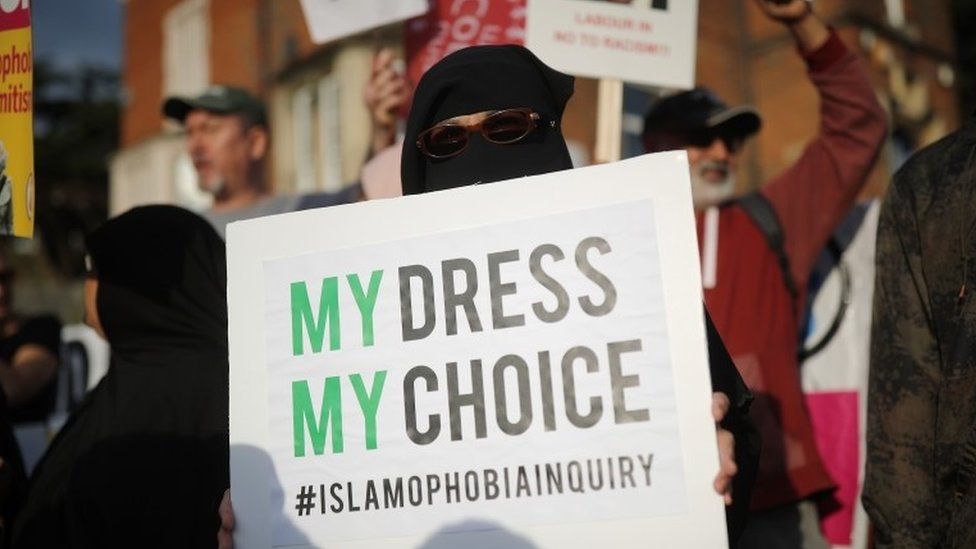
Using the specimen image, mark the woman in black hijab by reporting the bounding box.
[401,44,760,545]
[13,206,229,548]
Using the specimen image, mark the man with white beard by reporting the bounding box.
[642,0,886,547]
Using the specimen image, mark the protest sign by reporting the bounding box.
[405,0,526,86]
[0,0,34,237]
[227,152,727,548]
[298,0,428,45]
[525,0,698,89]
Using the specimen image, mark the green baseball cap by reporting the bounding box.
[162,85,267,127]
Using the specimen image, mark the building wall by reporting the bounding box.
[121,0,182,147]
[210,0,262,91]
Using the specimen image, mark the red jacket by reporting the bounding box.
[698,32,887,510]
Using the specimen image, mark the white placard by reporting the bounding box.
[227,153,727,548]
[298,0,428,44]
[526,0,698,89]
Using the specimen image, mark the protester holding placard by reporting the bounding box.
[218,43,759,548]
[401,42,757,545]
[642,0,886,546]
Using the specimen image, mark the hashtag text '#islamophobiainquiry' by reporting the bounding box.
[293,453,654,517]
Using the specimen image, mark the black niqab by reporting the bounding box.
[12,206,229,548]
[401,45,575,194]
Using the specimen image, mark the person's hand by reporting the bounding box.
[217,489,235,549]
[752,0,813,25]
[712,392,737,505]
[364,48,409,156]
[754,0,828,53]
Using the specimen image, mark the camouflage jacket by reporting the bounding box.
[864,115,976,548]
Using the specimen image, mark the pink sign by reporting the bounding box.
[404,0,526,86]
[805,391,860,546]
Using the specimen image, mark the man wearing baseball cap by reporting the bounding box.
[162,85,360,237]
[643,1,887,547]
[162,52,409,237]
[164,86,273,208]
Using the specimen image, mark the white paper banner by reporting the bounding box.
[525,0,698,89]
[298,0,428,44]
[227,152,727,548]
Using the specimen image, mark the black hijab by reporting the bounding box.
[401,44,575,194]
[12,206,229,548]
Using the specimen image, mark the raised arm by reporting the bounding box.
[756,3,888,289]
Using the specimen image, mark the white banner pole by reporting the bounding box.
[595,78,624,164]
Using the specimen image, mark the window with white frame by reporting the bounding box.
[290,74,344,193]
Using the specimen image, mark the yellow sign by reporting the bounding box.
[0,0,33,237]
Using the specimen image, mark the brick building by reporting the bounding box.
[110,0,958,214]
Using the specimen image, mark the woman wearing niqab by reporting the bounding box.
[401,44,760,545]
[12,206,229,548]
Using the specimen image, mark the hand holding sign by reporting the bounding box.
[712,392,737,505]
[363,48,409,156]
[217,489,234,549]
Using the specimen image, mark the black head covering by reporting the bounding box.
[13,206,230,547]
[401,45,575,194]
[86,204,227,354]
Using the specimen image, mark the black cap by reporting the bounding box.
[642,87,761,139]
[162,85,267,127]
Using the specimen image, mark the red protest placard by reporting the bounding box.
[0,0,29,32]
[405,0,526,86]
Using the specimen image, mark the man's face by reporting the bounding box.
[183,110,256,196]
[685,133,742,210]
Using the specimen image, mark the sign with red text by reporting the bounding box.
[299,0,428,44]
[526,0,698,89]
[405,0,526,86]
[227,153,727,548]
[0,0,33,237]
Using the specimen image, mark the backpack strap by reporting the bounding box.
[735,191,799,313]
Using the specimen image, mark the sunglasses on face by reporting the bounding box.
[416,108,546,159]
[685,131,745,154]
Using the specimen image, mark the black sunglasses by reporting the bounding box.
[684,129,745,154]
[416,108,547,159]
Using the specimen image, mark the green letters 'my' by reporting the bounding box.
[292,378,343,457]
[291,279,340,356]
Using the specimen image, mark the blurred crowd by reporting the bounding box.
[1,0,974,548]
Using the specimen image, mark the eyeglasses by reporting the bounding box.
[416,108,545,159]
